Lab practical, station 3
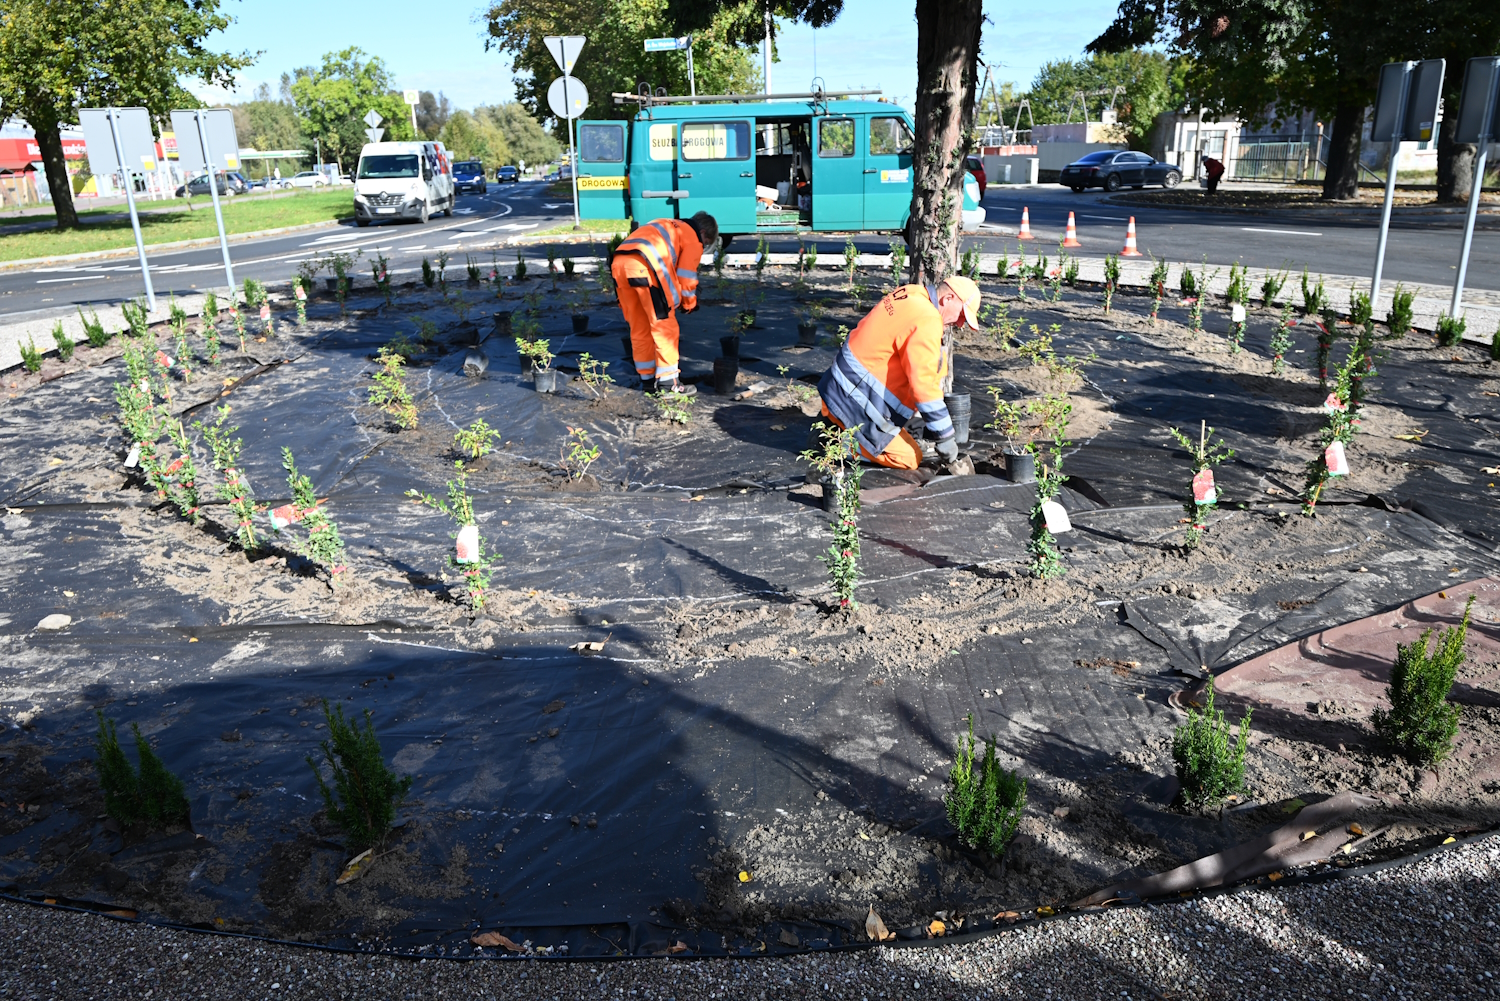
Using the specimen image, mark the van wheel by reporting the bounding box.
[356,219,370,228]
[419,201,429,224]
[443,203,452,217]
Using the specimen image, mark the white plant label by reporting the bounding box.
[1041,499,1072,534]
[1230,303,1246,323]
[124,443,141,468]
[1325,441,1350,477]
[455,524,480,563]
[270,503,301,530]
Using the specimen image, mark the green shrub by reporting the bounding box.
[422,257,435,287]
[1349,286,1373,326]
[1172,678,1252,807]
[1491,324,1500,362]
[307,700,412,852]
[1372,595,1473,765]
[93,712,191,829]
[1435,312,1467,348]
[946,714,1026,856]
[47,321,72,362]
[1387,284,1415,335]
[18,337,43,373]
[78,308,110,347]
[281,448,348,582]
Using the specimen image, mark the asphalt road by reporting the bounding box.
[0,180,583,317]
[3,178,1497,319]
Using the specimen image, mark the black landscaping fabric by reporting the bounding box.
[1,278,1498,958]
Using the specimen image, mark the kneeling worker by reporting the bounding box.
[611,211,718,395]
[816,275,981,469]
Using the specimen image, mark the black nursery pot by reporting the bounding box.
[720,335,740,358]
[943,393,972,445]
[797,322,818,346]
[712,357,739,394]
[1005,449,1036,484]
[572,314,589,334]
[533,369,561,393]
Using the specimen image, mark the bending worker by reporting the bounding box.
[816,275,982,469]
[611,211,718,395]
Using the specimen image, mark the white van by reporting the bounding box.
[353,141,455,226]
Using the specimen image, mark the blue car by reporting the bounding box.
[453,160,487,194]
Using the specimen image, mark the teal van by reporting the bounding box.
[574,98,930,246]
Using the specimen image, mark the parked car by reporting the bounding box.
[173,172,248,198]
[965,155,986,199]
[495,165,519,183]
[453,160,487,194]
[1059,151,1181,192]
[289,170,331,188]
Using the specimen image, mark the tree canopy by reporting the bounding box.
[474,103,562,166]
[288,47,416,172]
[1026,50,1187,147]
[0,0,253,227]
[438,110,512,169]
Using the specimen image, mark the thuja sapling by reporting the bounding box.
[1062,253,1079,286]
[18,337,42,373]
[80,307,110,348]
[755,235,771,282]
[1349,286,1373,326]
[1435,312,1467,348]
[1299,269,1327,317]
[196,405,260,551]
[1301,346,1366,515]
[466,255,481,282]
[1387,284,1415,335]
[93,713,191,830]
[1492,324,1500,362]
[997,250,1010,284]
[1372,594,1474,765]
[1260,267,1288,308]
[407,462,499,610]
[801,241,819,276]
[168,296,188,339]
[563,426,601,480]
[306,700,412,852]
[1172,678,1252,808]
[1026,394,1072,579]
[369,348,418,429]
[454,419,501,460]
[960,247,981,281]
[421,257,435,288]
[1178,261,1197,300]
[51,320,74,363]
[888,238,907,285]
[563,257,576,279]
[1148,256,1169,324]
[945,713,1026,856]
[843,237,858,287]
[280,448,347,583]
[1269,304,1294,374]
[801,421,863,609]
[1167,420,1234,549]
[514,250,528,281]
[1102,253,1120,313]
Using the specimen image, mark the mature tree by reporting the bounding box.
[1087,0,1446,200]
[288,48,415,173]
[1419,1,1500,202]
[1026,50,1185,149]
[415,91,452,140]
[439,110,513,168]
[475,103,562,166]
[229,98,306,178]
[482,0,761,133]
[0,0,253,228]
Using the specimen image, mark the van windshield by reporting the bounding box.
[454,161,482,174]
[358,155,420,179]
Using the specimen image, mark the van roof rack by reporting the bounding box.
[611,86,882,107]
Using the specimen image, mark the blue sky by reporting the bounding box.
[202,0,1123,112]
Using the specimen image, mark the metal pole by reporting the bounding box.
[410,102,419,139]
[563,75,581,229]
[686,36,695,98]
[109,107,156,313]
[1450,69,1499,319]
[1371,65,1412,306]
[196,111,236,295]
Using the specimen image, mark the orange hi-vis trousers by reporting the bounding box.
[612,252,680,384]
[820,403,924,470]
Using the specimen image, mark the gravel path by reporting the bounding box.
[1,835,1496,1000]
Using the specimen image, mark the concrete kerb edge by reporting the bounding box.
[3,249,1495,372]
[0,219,346,272]
[0,826,1493,964]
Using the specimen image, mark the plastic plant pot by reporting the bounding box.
[943,393,972,446]
[572,314,589,334]
[797,322,818,347]
[1005,449,1036,484]
[533,369,561,393]
[324,277,339,292]
[493,312,512,335]
[821,469,844,513]
[462,347,489,376]
[712,357,739,394]
[720,335,740,358]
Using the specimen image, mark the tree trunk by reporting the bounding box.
[1435,123,1475,203]
[31,110,79,229]
[1320,101,1365,201]
[907,0,983,287]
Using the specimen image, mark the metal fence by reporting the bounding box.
[1230,141,1325,182]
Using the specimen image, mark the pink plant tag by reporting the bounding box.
[1041,500,1072,534]
[294,285,307,301]
[1325,441,1350,476]
[455,524,480,563]
[154,351,173,368]
[1323,393,1346,412]
[1192,468,1217,504]
[270,503,301,530]
[259,303,271,320]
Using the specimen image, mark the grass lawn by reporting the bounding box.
[0,189,355,262]
[532,218,633,238]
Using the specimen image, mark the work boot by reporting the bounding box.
[640,377,657,393]
[661,379,697,397]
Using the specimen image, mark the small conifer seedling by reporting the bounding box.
[1435,312,1467,348]
[80,307,111,348]
[946,713,1026,856]
[1372,595,1473,765]
[18,337,43,373]
[94,712,191,829]
[307,700,412,852]
[51,320,74,362]
[1172,678,1252,808]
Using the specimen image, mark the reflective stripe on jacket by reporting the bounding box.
[817,284,952,457]
[616,219,703,310]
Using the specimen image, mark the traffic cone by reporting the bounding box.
[1062,211,1082,248]
[1120,216,1143,256]
[1017,207,1035,240]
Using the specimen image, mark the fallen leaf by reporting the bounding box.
[928,919,946,937]
[690,494,705,501]
[63,591,74,597]
[1267,872,1284,881]
[1300,830,1318,841]
[777,929,800,947]
[1439,591,1449,599]
[1036,905,1055,917]
[1348,822,1364,836]
[102,909,137,919]
[47,457,64,466]
[470,931,523,951]
[1280,798,1307,814]
[770,424,787,431]
[570,635,608,653]
[738,870,752,883]
[336,849,373,884]
[865,906,891,941]
[857,830,871,841]
[668,941,689,954]
[1443,836,1456,844]
[994,910,1021,922]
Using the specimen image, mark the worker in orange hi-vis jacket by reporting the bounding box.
[610,211,718,395]
[816,275,981,470]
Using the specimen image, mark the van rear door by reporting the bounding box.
[576,121,629,219]
[675,118,754,234]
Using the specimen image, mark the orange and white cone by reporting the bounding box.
[1120,216,1143,256]
[1017,207,1035,240]
[1062,211,1082,248]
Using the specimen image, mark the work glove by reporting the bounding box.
[935,437,959,463]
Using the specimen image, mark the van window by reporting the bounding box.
[870,117,913,156]
[580,124,625,163]
[647,123,677,161]
[358,155,420,179]
[681,121,750,160]
[818,118,855,157]
[453,161,483,174]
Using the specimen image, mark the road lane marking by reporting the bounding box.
[1081,214,1128,221]
[1241,227,1323,237]
[300,233,365,247]
[37,275,108,283]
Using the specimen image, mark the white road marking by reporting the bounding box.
[1081,214,1129,221]
[1241,227,1323,237]
[37,275,108,283]
[300,232,364,247]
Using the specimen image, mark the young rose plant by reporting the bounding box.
[195,405,261,552]
[278,448,347,584]
[407,462,499,611]
[801,421,864,609]
[1167,420,1235,549]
